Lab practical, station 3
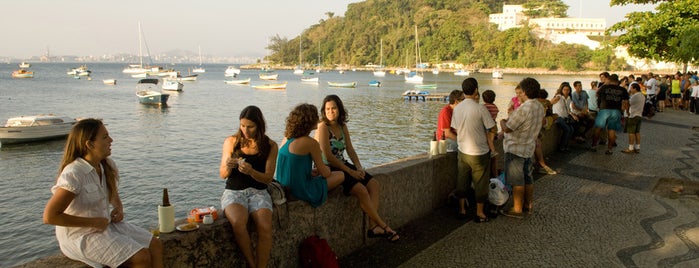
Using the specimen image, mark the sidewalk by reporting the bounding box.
[340,109,699,267]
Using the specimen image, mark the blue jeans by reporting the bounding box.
[555,116,573,150]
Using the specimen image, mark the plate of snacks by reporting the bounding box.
[176,222,199,232]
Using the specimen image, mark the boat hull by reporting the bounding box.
[0,116,75,145]
[137,91,170,105]
[225,78,251,84]
[327,82,357,88]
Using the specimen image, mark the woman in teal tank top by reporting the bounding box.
[276,104,344,208]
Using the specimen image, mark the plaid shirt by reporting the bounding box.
[503,99,545,158]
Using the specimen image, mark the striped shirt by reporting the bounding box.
[503,99,545,158]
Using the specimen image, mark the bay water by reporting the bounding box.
[0,62,594,266]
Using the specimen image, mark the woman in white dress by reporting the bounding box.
[43,119,163,268]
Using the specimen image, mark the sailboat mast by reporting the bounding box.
[138,22,143,67]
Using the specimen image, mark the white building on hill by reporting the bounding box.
[488,4,605,49]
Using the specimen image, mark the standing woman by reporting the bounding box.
[551,82,575,152]
[276,103,344,208]
[315,95,399,242]
[219,106,278,268]
[43,119,163,268]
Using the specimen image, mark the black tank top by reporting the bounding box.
[226,149,268,190]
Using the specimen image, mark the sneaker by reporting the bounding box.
[542,166,557,175]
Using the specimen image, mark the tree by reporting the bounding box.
[522,0,569,18]
[608,0,699,70]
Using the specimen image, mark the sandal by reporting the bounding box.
[381,226,400,242]
[367,225,387,238]
[474,215,490,223]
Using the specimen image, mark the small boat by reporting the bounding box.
[301,77,319,83]
[492,70,503,79]
[131,73,147,78]
[18,62,31,68]
[103,79,117,85]
[327,81,357,88]
[402,89,429,96]
[253,82,287,90]
[368,80,381,87]
[415,84,437,89]
[454,69,470,76]
[404,72,424,83]
[224,77,251,84]
[136,78,169,105]
[192,67,205,73]
[0,115,76,145]
[224,66,241,77]
[66,65,91,76]
[173,73,198,82]
[12,69,34,78]
[259,73,279,80]
[373,70,386,77]
[293,67,304,75]
[432,68,440,75]
[162,79,184,91]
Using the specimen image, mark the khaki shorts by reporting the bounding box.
[624,116,642,134]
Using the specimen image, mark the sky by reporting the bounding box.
[1,0,656,59]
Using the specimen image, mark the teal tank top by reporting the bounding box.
[276,138,328,207]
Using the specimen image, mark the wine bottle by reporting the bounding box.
[430,131,438,156]
[438,130,447,154]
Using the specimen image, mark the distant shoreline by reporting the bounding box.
[240,64,629,76]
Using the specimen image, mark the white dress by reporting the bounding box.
[52,158,152,268]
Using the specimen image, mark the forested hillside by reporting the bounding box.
[265,0,625,71]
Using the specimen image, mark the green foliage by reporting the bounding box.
[266,0,599,71]
[609,0,699,65]
[522,0,569,18]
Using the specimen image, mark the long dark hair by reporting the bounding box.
[320,94,348,125]
[58,119,118,201]
[233,106,270,159]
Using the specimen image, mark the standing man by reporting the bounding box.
[451,78,496,223]
[499,77,545,218]
[591,74,630,155]
[644,72,659,112]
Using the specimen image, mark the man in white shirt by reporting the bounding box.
[644,72,659,112]
[622,83,645,153]
[451,77,496,223]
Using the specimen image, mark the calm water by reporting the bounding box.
[0,62,595,266]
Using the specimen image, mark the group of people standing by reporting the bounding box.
[438,77,546,222]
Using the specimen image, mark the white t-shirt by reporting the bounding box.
[628,92,645,118]
[644,77,658,95]
[451,98,496,155]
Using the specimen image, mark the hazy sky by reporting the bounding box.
[1,0,655,59]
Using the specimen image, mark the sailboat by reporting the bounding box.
[405,25,424,83]
[122,22,148,74]
[294,39,304,75]
[373,39,386,77]
[192,45,205,73]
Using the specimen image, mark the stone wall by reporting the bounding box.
[17,127,562,268]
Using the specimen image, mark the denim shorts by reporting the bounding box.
[504,153,533,186]
[594,109,623,131]
[220,188,272,214]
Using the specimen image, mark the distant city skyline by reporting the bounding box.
[1,0,655,59]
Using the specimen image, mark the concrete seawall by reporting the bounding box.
[18,127,562,268]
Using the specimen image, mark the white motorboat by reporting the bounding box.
[454,69,470,76]
[103,79,117,85]
[225,66,241,77]
[162,79,184,91]
[492,70,504,79]
[0,115,76,145]
[66,65,91,76]
[224,77,251,84]
[18,62,31,68]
